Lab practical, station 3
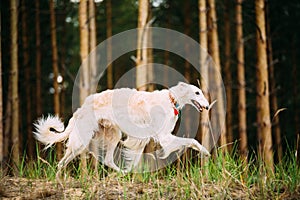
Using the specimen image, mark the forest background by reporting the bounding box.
[0,0,300,199]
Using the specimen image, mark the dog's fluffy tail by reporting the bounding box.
[33,115,70,149]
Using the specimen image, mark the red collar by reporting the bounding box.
[169,93,179,116]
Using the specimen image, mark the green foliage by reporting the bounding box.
[2,147,298,199]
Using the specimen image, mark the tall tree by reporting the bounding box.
[182,0,193,166]
[136,0,149,91]
[292,36,299,162]
[207,0,226,152]
[265,0,282,162]
[35,0,42,118]
[224,0,233,151]
[163,0,171,86]
[184,0,192,139]
[236,0,248,161]
[22,0,34,158]
[50,0,62,159]
[89,0,97,93]
[106,0,113,89]
[184,0,191,84]
[79,0,90,101]
[198,0,210,152]
[136,0,156,165]
[0,11,3,167]
[147,6,154,92]
[10,0,20,167]
[255,0,274,171]
[4,85,11,167]
[88,0,98,172]
[79,0,89,175]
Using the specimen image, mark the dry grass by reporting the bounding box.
[1,150,300,199]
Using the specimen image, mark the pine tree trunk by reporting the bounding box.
[136,0,148,91]
[35,0,42,118]
[0,11,3,167]
[22,0,34,159]
[79,0,89,176]
[184,0,191,139]
[88,0,98,174]
[163,0,171,86]
[199,0,210,152]
[236,0,248,161]
[79,0,90,101]
[292,38,299,136]
[59,1,67,119]
[10,0,20,167]
[4,83,11,167]
[89,0,97,93]
[265,0,282,162]
[224,0,233,151]
[184,0,191,84]
[207,0,227,152]
[106,0,113,89]
[255,0,274,172]
[50,0,62,159]
[147,7,154,92]
[292,36,300,164]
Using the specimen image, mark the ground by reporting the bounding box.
[1,175,300,199]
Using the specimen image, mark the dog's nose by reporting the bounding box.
[205,106,209,110]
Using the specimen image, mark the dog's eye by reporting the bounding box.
[195,91,200,95]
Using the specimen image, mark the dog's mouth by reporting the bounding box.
[191,100,209,112]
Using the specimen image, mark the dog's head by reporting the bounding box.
[171,82,209,112]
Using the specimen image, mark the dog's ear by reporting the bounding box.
[178,82,188,88]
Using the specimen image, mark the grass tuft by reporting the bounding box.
[1,147,300,199]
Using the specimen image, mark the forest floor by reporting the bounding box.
[1,151,300,199]
[1,175,300,199]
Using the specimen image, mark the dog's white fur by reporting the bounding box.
[34,82,210,180]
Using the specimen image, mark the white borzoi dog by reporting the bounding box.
[34,82,210,180]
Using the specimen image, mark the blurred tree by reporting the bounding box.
[79,0,89,176]
[163,0,171,86]
[79,0,90,100]
[0,11,2,167]
[255,0,274,172]
[50,0,62,160]
[136,0,149,91]
[207,0,226,152]
[292,36,299,164]
[147,5,154,92]
[10,0,20,168]
[88,0,98,172]
[182,0,192,167]
[266,0,282,162]
[106,0,113,89]
[89,0,97,93]
[184,0,191,135]
[22,0,34,158]
[236,0,248,162]
[136,0,157,167]
[35,0,42,118]
[198,0,210,159]
[184,0,191,84]
[224,0,233,151]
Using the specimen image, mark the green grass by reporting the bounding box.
[1,148,300,199]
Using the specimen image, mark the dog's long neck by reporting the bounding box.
[169,86,185,110]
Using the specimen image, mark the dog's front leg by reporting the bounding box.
[159,135,210,159]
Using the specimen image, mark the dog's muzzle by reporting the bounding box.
[191,100,209,112]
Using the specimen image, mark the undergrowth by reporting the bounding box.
[1,146,300,199]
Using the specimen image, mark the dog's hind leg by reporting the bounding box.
[103,129,122,171]
[121,137,150,172]
[56,145,86,186]
[90,122,122,172]
[159,134,210,159]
